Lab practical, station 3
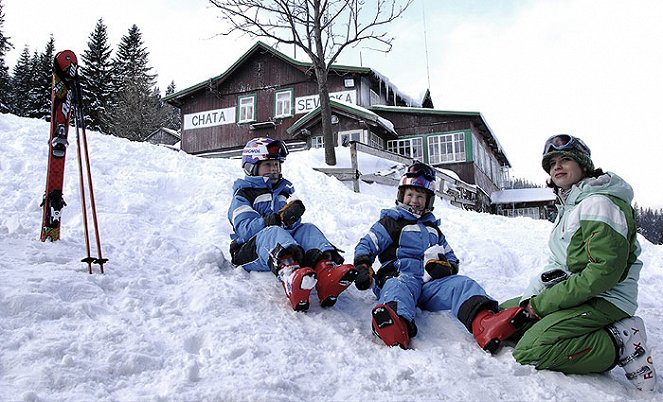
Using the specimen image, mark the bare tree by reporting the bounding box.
[209,0,413,165]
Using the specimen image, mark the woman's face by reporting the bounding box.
[549,155,584,190]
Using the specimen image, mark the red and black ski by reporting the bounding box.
[40,50,78,242]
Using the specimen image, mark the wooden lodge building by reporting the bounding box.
[164,41,512,211]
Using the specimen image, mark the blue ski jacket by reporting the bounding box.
[228,176,296,244]
[354,206,459,280]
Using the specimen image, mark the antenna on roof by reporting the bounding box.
[422,0,431,90]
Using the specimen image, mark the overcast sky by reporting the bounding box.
[4,0,663,208]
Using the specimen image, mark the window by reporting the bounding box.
[274,89,293,118]
[370,134,385,149]
[500,207,542,220]
[369,89,381,106]
[387,137,424,161]
[311,136,324,148]
[238,95,255,123]
[428,132,465,164]
[338,130,367,147]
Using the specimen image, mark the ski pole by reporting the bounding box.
[75,80,107,273]
[73,97,94,274]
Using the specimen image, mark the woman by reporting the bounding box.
[500,134,657,391]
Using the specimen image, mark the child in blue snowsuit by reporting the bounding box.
[353,163,526,349]
[228,137,357,312]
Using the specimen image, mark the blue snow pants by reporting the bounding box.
[239,223,335,272]
[374,273,494,322]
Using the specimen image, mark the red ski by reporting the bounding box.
[40,50,78,242]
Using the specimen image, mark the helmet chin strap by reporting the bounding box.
[263,173,282,183]
[396,201,427,218]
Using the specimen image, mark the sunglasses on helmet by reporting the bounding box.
[405,163,436,181]
[542,134,591,156]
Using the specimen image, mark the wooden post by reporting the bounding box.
[350,142,360,193]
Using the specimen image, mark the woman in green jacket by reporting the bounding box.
[501,134,657,391]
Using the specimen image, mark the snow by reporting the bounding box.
[1,112,662,401]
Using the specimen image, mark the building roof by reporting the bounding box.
[369,105,511,167]
[490,187,556,204]
[287,98,398,137]
[146,127,181,140]
[163,41,421,108]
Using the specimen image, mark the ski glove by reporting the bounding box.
[540,268,569,288]
[354,263,374,291]
[264,214,281,226]
[424,254,458,282]
[524,301,540,320]
[279,199,305,226]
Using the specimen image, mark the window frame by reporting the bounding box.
[387,137,424,161]
[274,88,293,119]
[237,94,256,124]
[428,132,466,164]
[311,136,324,149]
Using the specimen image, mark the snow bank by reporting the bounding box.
[0,113,661,400]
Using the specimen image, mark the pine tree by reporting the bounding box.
[35,36,55,120]
[26,49,43,118]
[163,81,181,131]
[81,18,114,133]
[10,47,33,116]
[0,0,14,113]
[510,177,543,189]
[110,24,160,140]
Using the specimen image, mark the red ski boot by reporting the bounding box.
[472,306,529,353]
[371,302,411,349]
[314,259,358,307]
[275,255,317,312]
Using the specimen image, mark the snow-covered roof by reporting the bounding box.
[287,98,398,136]
[164,41,422,109]
[491,187,556,204]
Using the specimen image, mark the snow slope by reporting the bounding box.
[0,113,661,401]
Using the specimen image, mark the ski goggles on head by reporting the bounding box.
[542,134,591,157]
[404,163,436,181]
[265,140,289,161]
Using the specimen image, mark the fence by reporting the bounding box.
[313,141,477,209]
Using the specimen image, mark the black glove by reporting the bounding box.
[540,269,569,288]
[264,214,281,226]
[354,263,374,290]
[424,254,458,280]
[279,199,305,226]
[519,298,541,321]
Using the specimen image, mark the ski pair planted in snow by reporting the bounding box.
[40,50,107,274]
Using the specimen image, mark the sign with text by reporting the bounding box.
[183,107,236,130]
[295,90,357,114]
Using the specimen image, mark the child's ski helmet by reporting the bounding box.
[397,162,437,213]
[241,137,289,176]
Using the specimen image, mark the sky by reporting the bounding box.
[1,112,662,399]
[3,0,663,208]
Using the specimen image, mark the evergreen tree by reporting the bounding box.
[635,206,663,245]
[510,177,543,189]
[0,0,14,113]
[81,18,114,133]
[110,24,160,140]
[10,47,34,116]
[163,81,181,131]
[25,49,43,118]
[34,36,55,120]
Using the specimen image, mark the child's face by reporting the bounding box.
[402,187,428,212]
[257,160,281,183]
